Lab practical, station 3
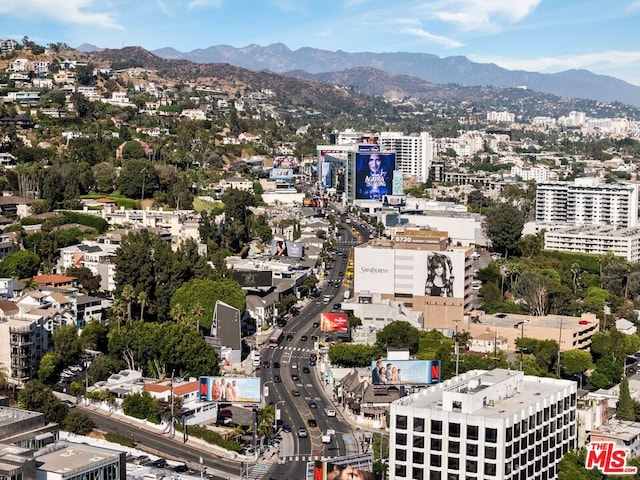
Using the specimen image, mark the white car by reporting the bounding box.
[325,408,336,417]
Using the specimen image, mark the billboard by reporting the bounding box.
[320,313,349,333]
[270,168,294,180]
[211,300,241,350]
[420,250,466,298]
[271,239,303,259]
[321,160,332,188]
[392,169,404,196]
[232,270,273,288]
[382,195,406,207]
[353,248,394,294]
[371,359,441,385]
[273,156,298,169]
[198,377,261,403]
[314,461,379,480]
[302,197,329,208]
[355,152,395,200]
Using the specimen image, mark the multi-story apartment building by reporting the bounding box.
[379,132,434,183]
[536,179,639,227]
[544,225,640,261]
[389,369,577,480]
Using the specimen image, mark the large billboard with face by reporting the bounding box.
[353,248,395,294]
[355,152,395,200]
[271,239,304,259]
[320,160,332,188]
[270,168,294,180]
[232,270,273,288]
[371,359,441,385]
[314,461,379,480]
[198,377,261,403]
[419,250,466,298]
[320,313,349,333]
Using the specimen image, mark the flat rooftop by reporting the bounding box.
[0,407,42,428]
[37,443,121,474]
[402,369,575,419]
[480,312,594,331]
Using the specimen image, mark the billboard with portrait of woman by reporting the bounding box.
[355,152,395,200]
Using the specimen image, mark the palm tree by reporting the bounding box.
[110,298,126,334]
[190,303,205,332]
[121,285,135,323]
[137,291,148,322]
[570,262,581,295]
[171,303,186,324]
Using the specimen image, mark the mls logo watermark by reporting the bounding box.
[586,442,638,475]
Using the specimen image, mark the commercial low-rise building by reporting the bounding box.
[544,225,640,262]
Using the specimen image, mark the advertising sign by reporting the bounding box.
[370,359,441,385]
[353,248,394,294]
[211,300,241,350]
[355,152,395,200]
[320,313,349,333]
[382,195,406,207]
[198,377,261,403]
[313,461,379,480]
[321,160,332,188]
[421,250,466,298]
[270,168,294,180]
[271,239,303,258]
[273,156,298,169]
[232,270,273,288]
[392,169,404,196]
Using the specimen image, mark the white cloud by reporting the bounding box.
[469,50,640,79]
[628,0,640,11]
[428,0,542,32]
[404,26,463,48]
[187,0,223,10]
[0,0,122,29]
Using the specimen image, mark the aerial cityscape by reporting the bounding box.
[3,6,640,478]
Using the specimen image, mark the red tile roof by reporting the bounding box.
[143,383,170,393]
[26,274,76,284]
[173,381,199,396]
[0,300,18,313]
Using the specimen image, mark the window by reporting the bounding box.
[486,446,497,459]
[506,445,512,458]
[414,436,424,448]
[396,415,408,430]
[485,463,497,476]
[397,449,407,461]
[413,451,424,464]
[449,441,460,454]
[449,423,461,438]
[431,454,441,467]
[514,422,521,437]
[431,437,442,451]
[412,467,424,480]
[506,426,513,442]
[448,457,459,471]
[413,417,425,432]
[431,420,443,435]
[466,460,477,473]
[486,427,498,443]
[467,443,478,456]
[395,465,407,478]
[467,425,479,440]
[397,433,407,446]
[429,470,440,480]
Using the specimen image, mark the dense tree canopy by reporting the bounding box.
[484,203,525,256]
[375,321,420,355]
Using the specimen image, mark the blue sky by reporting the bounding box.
[2,0,640,86]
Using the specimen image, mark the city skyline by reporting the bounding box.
[1,1,640,86]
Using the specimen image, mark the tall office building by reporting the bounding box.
[536,179,639,227]
[379,132,434,183]
[389,369,577,480]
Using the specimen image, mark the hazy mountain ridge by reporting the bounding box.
[151,43,640,107]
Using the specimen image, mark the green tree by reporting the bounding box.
[62,411,94,434]
[38,352,62,383]
[0,250,40,278]
[117,160,158,199]
[375,321,420,355]
[557,448,602,480]
[79,320,109,352]
[87,354,126,383]
[170,279,245,331]
[515,338,558,373]
[53,325,82,366]
[484,203,525,256]
[328,343,381,368]
[617,375,636,421]
[121,141,146,160]
[92,162,117,193]
[66,266,101,293]
[560,350,593,376]
[18,380,68,423]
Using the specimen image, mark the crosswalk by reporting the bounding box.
[272,345,315,353]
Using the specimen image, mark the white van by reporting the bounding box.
[251,351,261,367]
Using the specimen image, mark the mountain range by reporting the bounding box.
[133,43,640,108]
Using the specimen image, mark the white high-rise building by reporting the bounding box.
[379,132,434,183]
[389,369,577,480]
[536,179,639,227]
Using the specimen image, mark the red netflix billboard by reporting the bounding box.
[320,313,349,333]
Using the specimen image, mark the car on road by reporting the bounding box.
[291,363,298,370]
[282,424,291,432]
[286,334,294,341]
[307,419,317,428]
[303,366,310,373]
[298,427,308,438]
[292,389,300,396]
[273,362,280,368]
[333,303,341,310]
[300,335,308,342]
[274,375,282,383]
[309,401,318,409]
[309,358,316,366]
[292,374,299,381]
[262,360,271,368]
[312,322,320,328]
[325,407,336,417]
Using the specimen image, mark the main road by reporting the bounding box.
[262,214,369,479]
